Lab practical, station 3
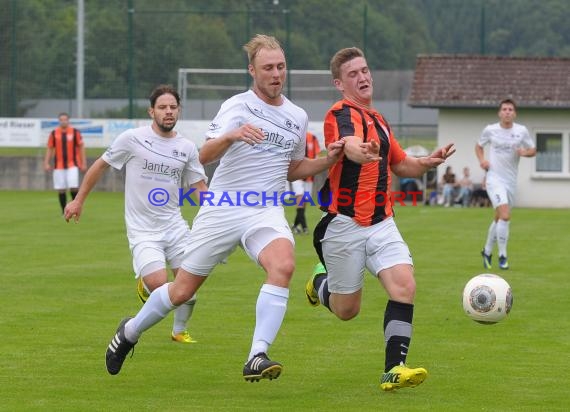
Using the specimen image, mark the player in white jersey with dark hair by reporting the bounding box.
[64,85,208,343]
[475,98,536,270]
[104,34,344,380]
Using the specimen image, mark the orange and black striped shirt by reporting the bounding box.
[322,99,406,226]
[47,127,84,169]
[304,132,321,182]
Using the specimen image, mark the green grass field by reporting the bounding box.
[0,147,106,158]
[1,190,568,411]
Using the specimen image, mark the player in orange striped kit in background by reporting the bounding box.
[43,112,86,214]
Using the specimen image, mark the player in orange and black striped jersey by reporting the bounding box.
[306,47,455,392]
[43,112,86,213]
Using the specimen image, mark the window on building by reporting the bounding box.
[535,133,563,172]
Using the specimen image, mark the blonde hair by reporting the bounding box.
[243,34,283,65]
[330,47,365,80]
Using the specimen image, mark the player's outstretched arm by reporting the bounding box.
[392,143,456,178]
[64,157,110,223]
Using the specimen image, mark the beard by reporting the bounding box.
[255,83,283,103]
[156,120,176,133]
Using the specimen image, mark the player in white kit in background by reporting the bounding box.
[103,34,344,380]
[64,85,208,344]
[475,98,536,270]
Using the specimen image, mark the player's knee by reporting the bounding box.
[334,304,360,320]
[404,276,417,296]
[389,278,416,303]
[268,271,295,289]
[266,257,295,279]
[141,275,167,292]
[331,296,361,320]
[281,259,296,276]
[168,284,196,306]
[498,213,510,221]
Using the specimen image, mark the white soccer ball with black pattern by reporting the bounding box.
[462,274,513,324]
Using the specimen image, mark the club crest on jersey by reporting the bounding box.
[171,149,187,158]
[284,119,300,131]
[208,122,221,131]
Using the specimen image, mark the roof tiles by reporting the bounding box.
[409,55,570,108]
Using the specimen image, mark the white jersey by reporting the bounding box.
[206,90,308,205]
[102,125,207,239]
[478,122,534,189]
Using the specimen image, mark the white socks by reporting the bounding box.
[125,283,175,343]
[496,219,510,257]
[248,284,289,361]
[173,294,197,335]
[484,220,497,256]
[484,219,510,258]
[123,282,289,361]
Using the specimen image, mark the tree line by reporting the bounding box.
[1,0,569,116]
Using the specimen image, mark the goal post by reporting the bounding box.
[177,68,335,120]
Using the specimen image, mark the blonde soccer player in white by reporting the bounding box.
[65,85,208,344]
[475,98,536,270]
[104,34,344,379]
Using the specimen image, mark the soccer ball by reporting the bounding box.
[462,274,513,324]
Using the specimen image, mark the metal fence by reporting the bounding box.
[1,1,294,118]
[0,0,436,144]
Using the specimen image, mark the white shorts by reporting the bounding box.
[303,181,314,197]
[485,180,515,208]
[130,221,191,278]
[288,180,305,196]
[287,181,314,206]
[180,205,294,276]
[318,215,413,294]
[53,167,79,190]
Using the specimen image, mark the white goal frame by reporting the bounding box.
[177,68,333,108]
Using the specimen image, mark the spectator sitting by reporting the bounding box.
[400,177,422,202]
[471,174,490,207]
[441,166,457,207]
[455,167,473,207]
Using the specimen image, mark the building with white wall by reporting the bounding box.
[409,55,570,208]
